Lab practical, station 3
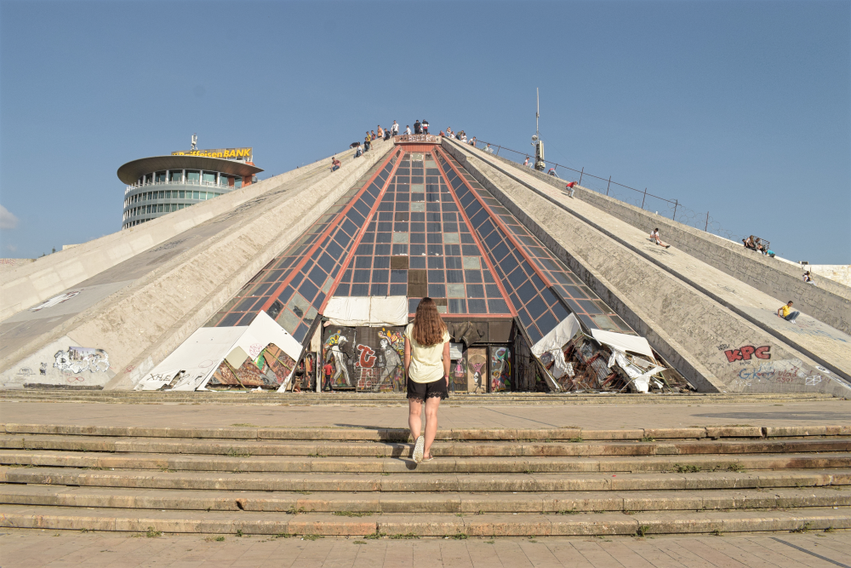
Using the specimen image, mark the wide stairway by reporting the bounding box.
[1,422,849,537]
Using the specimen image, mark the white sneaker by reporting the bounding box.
[412,435,424,463]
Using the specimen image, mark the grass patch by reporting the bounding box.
[635,525,650,538]
[390,533,419,539]
[790,522,812,533]
[273,533,292,539]
[364,530,386,540]
[302,534,324,541]
[485,539,495,544]
[307,453,327,458]
[333,511,373,517]
[568,437,583,443]
[556,508,578,515]
[641,436,656,442]
[712,529,723,536]
[230,423,258,427]
[146,527,162,538]
[353,540,367,544]
[226,448,251,458]
[674,464,701,473]
[452,532,468,540]
[727,463,746,473]
[288,506,306,515]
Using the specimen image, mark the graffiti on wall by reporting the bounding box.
[731,357,825,389]
[490,346,511,392]
[53,347,110,374]
[451,355,468,392]
[467,348,487,393]
[724,345,771,363]
[323,326,406,392]
[208,343,296,389]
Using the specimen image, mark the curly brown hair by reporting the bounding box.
[412,297,447,346]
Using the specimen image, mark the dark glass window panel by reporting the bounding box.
[359,232,375,244]
[346,208,365,225]
[427,223,442,234]
[335,283,350,296]
[219,312,243,327]
[411,176,424,183]
[578,314,596,331]
[278,285,296,305]
[392,244,408,255]
[564,285,588,299]
[373,256,390,269]
[410,233,426,243]
[409,298,421,313]
[236,297,258,312]
[372,269,389,282]
[461,245,480,256]
[410,212,425,222]
[367,222,377,232]
[298,279,318,301]
[449,299,466,314]
[377,205,392,215]
[410,256,426,269]
[351,283,370,296]
[445,256,462,269]
[340,269,353,284]
[461,233,475,244]
[408,269,427,284]
[356,243,373,256]
[443,202,458,212]
[394,222,409,231]
[518,280,538,302]
[443,222,459,233]
[376,233,392,243]
[526,326,543,345]
[390,269,407,283]
[484,232,502,250]
[478,218,496,239]
[389,283,407,295]
[353,199,370,218]
[355,256,371,268]
[370,283,388,295]
[551,300,570,323]
[378,222,393,232]
[262,269,284,283]
[446,270,464,283]
[308,265,327,286]
[464,270,483,284]
[467,284,484,298]
[410,244,426,256]
[428,270,445,283]
[253,282,273,296]
[326,239,344,259]
[525,295,548,320]
[342,218,358,236]
[314,291,326,309]
[293,322,309,343]
[426,212,441,222]
[486,284,502,297]
[578,299,601,314]
[427,233,442,243]
[428,283,446,297]
[609,314,632,332]
[441,212,455,222]
[426,197,440,207]
[530,273,546,291]
[427,257,444,269]
[410,222,425,232]
[353,269,370,283]
[411,193,424,202]
[565,298,584,314]
[467,299,487,314]
[236,313,257,326]
[536,311,559,336]
[290,271,304,287]
[483,270,496,284]
[470,209,488,229]
[517,307,534,328]
[506,265,528,289]
[488,299,510,314]
[394,212,409,221]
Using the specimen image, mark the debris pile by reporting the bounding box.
[539,332,690,394]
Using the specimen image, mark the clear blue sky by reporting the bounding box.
[1,0,848,264]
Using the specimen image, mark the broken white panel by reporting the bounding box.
[547,348,571,380]
[606,349,664,393]
[531,314,581,357]
[324,296,408,327]
[449,342,464,360]
[134,326,246,391]
[236,311,303,363]
[591,329,655,360]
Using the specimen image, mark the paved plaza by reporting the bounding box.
[2,528,850,567]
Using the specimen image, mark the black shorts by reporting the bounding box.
[407,377,448,402]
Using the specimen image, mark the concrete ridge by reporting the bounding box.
[0,505,847,536]
[4,423,850,440]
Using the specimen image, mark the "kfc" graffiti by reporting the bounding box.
[725,345,770,363]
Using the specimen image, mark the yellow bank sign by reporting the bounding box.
[171,147,253,160]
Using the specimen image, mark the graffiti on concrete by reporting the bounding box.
[53,347,110,374]
[209,343,296,389]
[490,346,511,392]
[724,345,771,363]
[322,326,405,392]
[30,291,80,312]
[732,358,824,388]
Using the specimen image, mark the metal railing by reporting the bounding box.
[471,140,738,242]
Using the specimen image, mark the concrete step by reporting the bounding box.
[3,450,849,474]
[0,504,847,536]
[2,485,848,514]
[4,467,848,493]
[0,391,835,406]
[5,423,849,441]
[2,434,849,457]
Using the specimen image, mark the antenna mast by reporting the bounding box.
[532,88,545,171]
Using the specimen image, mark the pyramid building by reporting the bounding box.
[1,135,849,397]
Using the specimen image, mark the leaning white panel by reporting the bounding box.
[590,329,655,360]
[134,326,247,391]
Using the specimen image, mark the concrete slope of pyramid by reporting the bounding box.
[0,135,848,396]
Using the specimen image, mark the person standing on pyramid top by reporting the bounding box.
[391,121,399,136]
[405,298,450,463]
